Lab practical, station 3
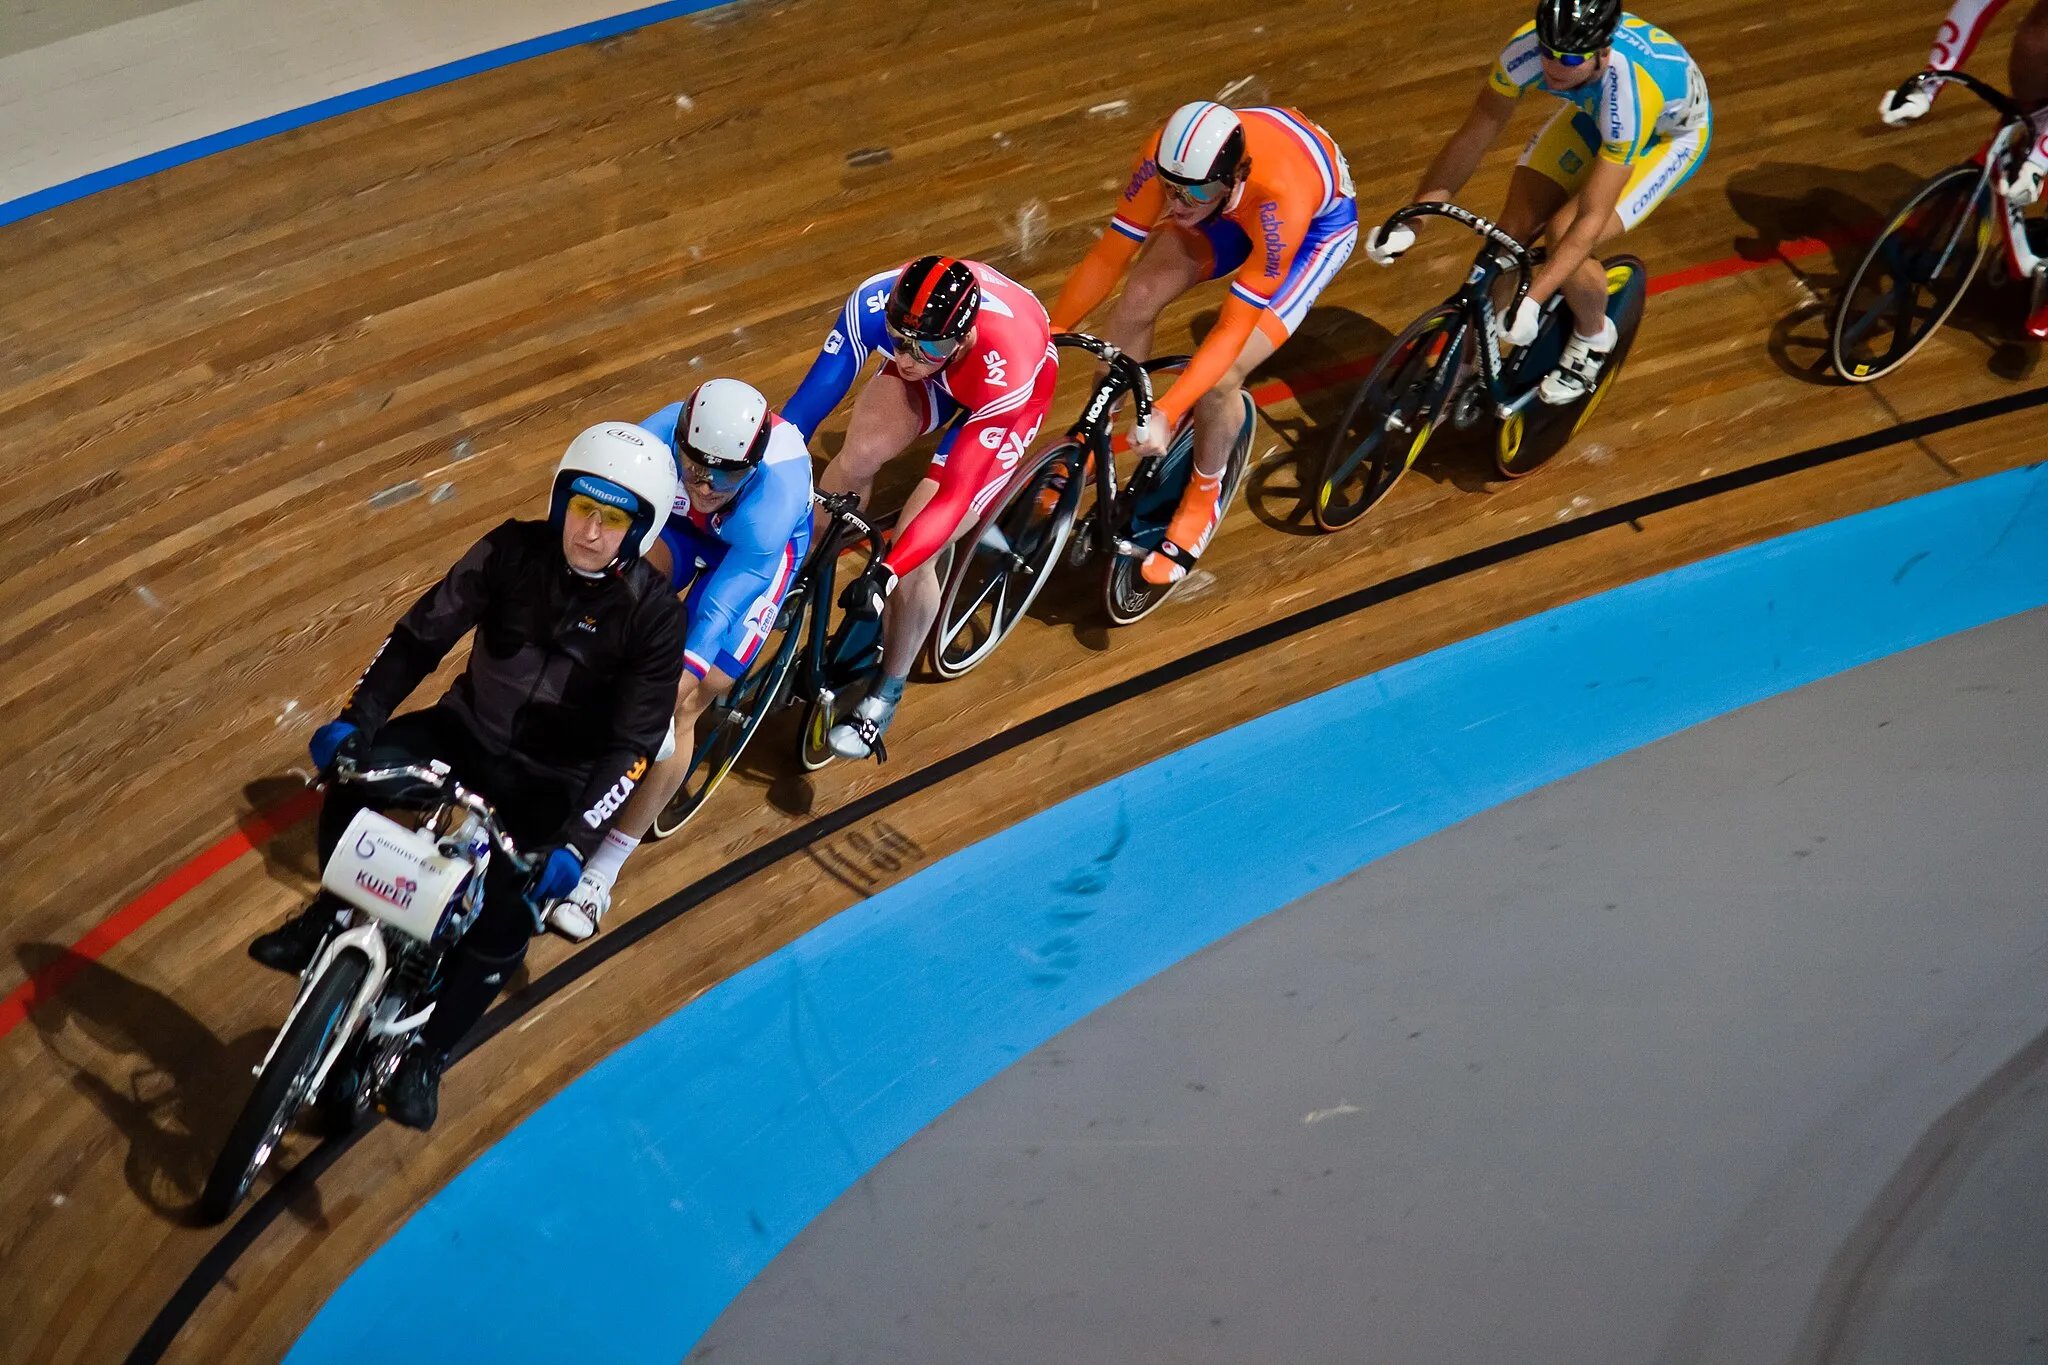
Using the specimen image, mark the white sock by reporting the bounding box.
[583,829,639,893]
[1574,316,1619,350]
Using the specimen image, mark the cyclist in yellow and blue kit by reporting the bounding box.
[1367,0,1710,404]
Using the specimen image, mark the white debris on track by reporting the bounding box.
[1303,1101,1361,1125]
[1012,200,1048,261]
[1086,99,1130,119]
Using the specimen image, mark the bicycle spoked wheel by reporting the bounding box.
[1102,392,1257,625]
[648,585,809,839]
[1831,164,1993,383]
[1496,255,1649,479]
[1315,306,1460,531]
[929,443,1083,680]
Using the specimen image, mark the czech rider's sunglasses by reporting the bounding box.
[887,327,961,366]
[680,449,756,493]
[566,493,636,531]
[1539,43,1598,65]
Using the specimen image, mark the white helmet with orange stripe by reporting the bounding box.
[1157,101,1247,191]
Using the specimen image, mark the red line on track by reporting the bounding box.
[0,233,1846,1043]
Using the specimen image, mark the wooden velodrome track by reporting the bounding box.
[2,0,2042,1358]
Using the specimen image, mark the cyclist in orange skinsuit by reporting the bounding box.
[1051,101,1358,585]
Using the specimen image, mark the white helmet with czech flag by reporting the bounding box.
[1156,101,1247,195]
[676,377,771,492]
[549,421,677,571]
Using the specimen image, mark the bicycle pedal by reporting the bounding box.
[870,737,889,764]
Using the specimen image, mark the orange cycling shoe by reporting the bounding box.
[1034,450,1096,516]
[1140,466,1224,585]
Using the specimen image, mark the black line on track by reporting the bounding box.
[127,383,2048,1363]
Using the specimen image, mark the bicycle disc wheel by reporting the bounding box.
[929,442,1083,680]
[198,946,369,1223]
[1496,255,1649,478]
[649,584,809,839]
[1831,164,1992,383]
[1102,392,1257,626]
[1315,306,1460,531]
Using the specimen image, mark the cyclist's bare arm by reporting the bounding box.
[1529,156,1630,302]
[1418,88,1518,203]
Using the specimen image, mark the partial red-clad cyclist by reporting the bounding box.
[1049,101,1358,587]
[782,255,1057,759]
[1882,0,2048,335]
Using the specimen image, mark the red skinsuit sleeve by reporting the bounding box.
[1153,182,1313,430]
[1931,0,2011,70]
[1049,132,1166,332]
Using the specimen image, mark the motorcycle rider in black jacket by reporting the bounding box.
[248,421,686,1129]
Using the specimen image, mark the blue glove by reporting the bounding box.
[526,845,584,908]
[309,720,362,773]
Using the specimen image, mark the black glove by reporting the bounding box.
[839,560,898,622]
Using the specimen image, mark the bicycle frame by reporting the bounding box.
[1048,332,1160,559]
[1898,69,2041,281]
[792,491,881,713]
[1373,201,1542,426]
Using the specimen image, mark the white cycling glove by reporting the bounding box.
[1499,296,1543,349]
[2000,134,2048,208]
[1365,223,1417,267]
[1880,83,1933,127]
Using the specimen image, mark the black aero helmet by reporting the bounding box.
[1536,0,1622,53]
[886,255,981,344]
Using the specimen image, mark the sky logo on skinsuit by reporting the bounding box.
[1259,201,1285,276]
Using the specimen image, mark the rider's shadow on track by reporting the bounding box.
[1232,303,1399,535]
[1728,159,2041,385]
[15,943,274,1225]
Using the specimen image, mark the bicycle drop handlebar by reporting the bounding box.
[1891,68,2029,123]
[1379,201,1539,316]
[1054,332,1156,440]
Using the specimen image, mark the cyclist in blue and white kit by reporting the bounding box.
[1367,0,1709,405]
[548,377,813,939]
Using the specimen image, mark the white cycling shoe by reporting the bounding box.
[546,869,611,942]
[1539,317,1618,406]
[827,692,898,761]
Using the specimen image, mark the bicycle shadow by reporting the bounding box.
[1234,303,1398,535]
[15,943,273,1224]
[1728,161,2040,384]
[243,774,322,895]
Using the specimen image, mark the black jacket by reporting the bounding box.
[341,519,686,857]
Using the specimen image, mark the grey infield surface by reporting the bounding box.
[693,609,2048,1365]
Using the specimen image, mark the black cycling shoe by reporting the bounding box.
[247,898,345,974]
[383,1046,448,1131]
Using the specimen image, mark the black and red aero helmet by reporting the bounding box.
[886,255,981,343]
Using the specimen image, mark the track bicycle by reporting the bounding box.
[1833,69,2043,382]
[1314,202,1648,531]
[200,757,535,1222]
[927,333,1258,679]
[647,492,884,835]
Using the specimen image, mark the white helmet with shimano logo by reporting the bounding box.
[550,421,677,567]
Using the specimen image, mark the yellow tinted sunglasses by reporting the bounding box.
[567,493,636,531]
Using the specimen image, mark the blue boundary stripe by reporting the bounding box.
[288,462,2048,1364]
[0,0,730,230]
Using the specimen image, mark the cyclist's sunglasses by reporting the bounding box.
[887,326,961,366]
[679,448,756,492]
[566,493,636,531]
[1165,176,1230,208]
[1539,43,1599,65]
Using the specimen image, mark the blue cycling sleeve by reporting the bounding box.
[682,542,787,679]
[781,270,898,438]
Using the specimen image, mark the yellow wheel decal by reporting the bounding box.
[1605,263,1633,296]
[1499,413,1524,464]
[1406,423,1432,469]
